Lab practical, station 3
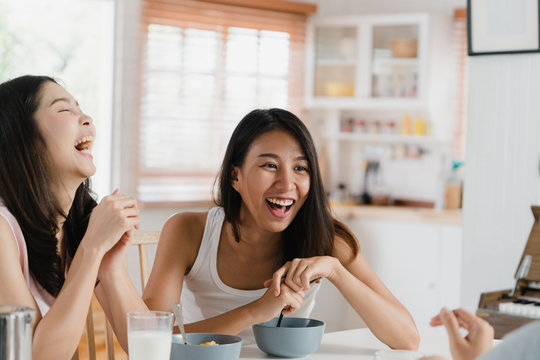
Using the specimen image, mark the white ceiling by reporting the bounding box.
[298,0,467,16]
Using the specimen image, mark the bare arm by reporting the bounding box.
[267,237,420,350]
[0,192,141,360]
[0,217,105,360]
[142,212,304,335]
[94,231,149,352]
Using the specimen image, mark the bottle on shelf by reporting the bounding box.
[444,160,464,210]
[414,117,426,135]
[400,113,412,135]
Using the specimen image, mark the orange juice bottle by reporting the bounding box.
[400,114,411,135]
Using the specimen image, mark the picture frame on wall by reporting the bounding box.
[467,0,540,55]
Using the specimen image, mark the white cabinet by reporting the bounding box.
[305,14,429,109]
[339,217,462,330]
[305,14,454,205]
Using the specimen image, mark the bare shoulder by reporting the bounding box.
[0,214,18,254]
[332,235,358,265]
[158,211,209,266]
[0,212,40,314]
[162,211,207,242]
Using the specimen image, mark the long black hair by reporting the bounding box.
[0,75,97,297]
[215,108,358,263]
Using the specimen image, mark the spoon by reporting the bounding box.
[172,303,188,345]
[275,277,321,328]
[276,312,284,327]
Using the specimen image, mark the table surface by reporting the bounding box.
[239,327,455,359]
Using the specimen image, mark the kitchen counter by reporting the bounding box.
[331,203,462,225]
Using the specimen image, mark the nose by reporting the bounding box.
[80,113,93,126]
[275,167,295,191]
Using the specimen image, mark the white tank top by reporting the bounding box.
[180,207,320,344]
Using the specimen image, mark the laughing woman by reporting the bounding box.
[0,75,147,359]
[143,108,419,349]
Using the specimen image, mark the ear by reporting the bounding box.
[231,167,240,192]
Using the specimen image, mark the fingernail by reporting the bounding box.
[441,307,450,315]
[274,291,279,296]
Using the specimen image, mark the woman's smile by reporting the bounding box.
[265,197,295,218]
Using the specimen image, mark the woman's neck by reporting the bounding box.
[230,212,283,259]
[52,182,77,225]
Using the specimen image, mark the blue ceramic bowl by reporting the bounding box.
[170,333,242,360]
[252,317,325,358]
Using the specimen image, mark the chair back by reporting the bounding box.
[132,231,161,291]
[74,231,161,359]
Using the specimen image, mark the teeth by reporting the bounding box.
[74,136,94,147]
[266,198,294,206]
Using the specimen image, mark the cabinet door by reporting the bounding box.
[368,23,421,99]
[343,218,461,329]
[311,24,359,99]
[306,14,429,108]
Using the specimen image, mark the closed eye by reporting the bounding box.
[262,163,277,169]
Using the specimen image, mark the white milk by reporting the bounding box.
[128,330,172,360]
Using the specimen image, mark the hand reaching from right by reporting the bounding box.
[82,189,140,256]
[430,307,494,360]
[253,282,304,324]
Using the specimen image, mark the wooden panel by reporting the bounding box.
[476,311,536,339]
[520,206,540,281]
[199,0,317,14]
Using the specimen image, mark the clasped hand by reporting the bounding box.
[264,256,339,296]
[84,189,140,278]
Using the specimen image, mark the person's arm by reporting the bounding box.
[142,212,304,335]
[266,236,420,350]
[94,230,149,352]
[0,192,140,360]
[430,307,494,360]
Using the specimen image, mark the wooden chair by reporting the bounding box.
[74,231,161,360]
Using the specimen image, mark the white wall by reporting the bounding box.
[461,54,540,310]
[298,0,465,16]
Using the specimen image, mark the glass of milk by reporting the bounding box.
[127,311,174,360]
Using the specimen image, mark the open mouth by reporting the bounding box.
[74,136,94,154]
[265,198,295,213]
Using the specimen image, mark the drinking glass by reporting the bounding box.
[127,311,174,360]
[374,349,425,360]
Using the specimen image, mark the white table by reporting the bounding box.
[239,327,455,359]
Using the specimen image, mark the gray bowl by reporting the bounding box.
[252,317,325,358]
[170,333,242,360]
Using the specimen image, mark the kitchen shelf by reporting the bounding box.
[326,133,451,147]
[316,59,357,66]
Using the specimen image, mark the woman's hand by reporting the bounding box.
[83,189,140,257]
[430,307,494,360]
[98,229,134,280]
[253,282,304,324]
[264,256,340,296]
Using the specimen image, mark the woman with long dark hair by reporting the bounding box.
[0,75,146,358]
[143,108,419,349]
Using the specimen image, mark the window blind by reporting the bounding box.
[138,0,314,205]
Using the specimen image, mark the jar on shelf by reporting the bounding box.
[382,120,396,134]
[340,118,354,133]
[353,118,367,133]
[367,120,381,134]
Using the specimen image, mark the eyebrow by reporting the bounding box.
[258,153,308,161]
[49,97,79,107]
